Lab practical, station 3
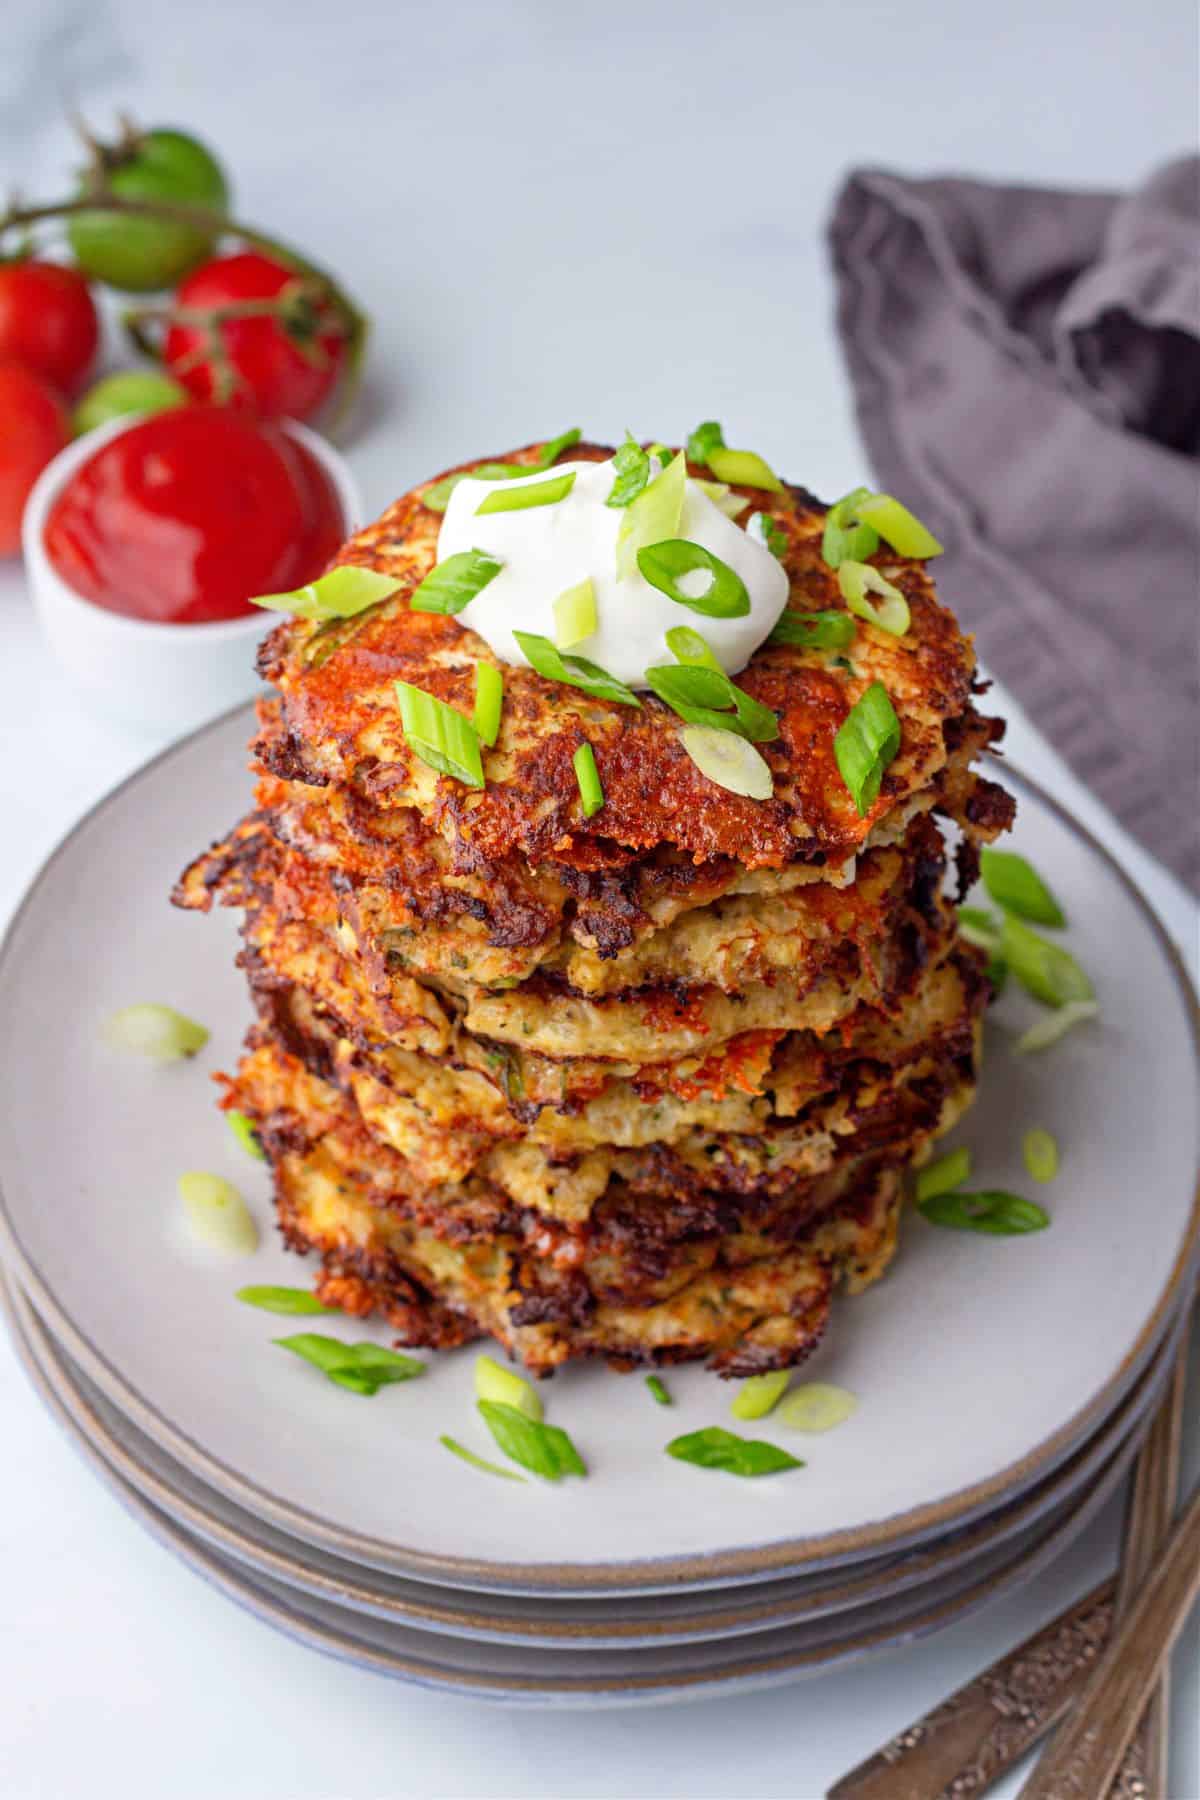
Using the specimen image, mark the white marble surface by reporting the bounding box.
[1,2,1197,1795]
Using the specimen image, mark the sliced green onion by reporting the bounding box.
[275,1334,425,1394]
[440,1434,527,1481]
[553,578,597,648]
[834,681,901,817]
[104,1003,209,1061]
[822,488,880,570]
[476,470,576,515]
[666,1426,803,1477]
[706,446,783,493]
[768,609,856,651]
[513,631,641,707]
[918,1190,1050,1236]
[395,681,484,787]
[748,511,788,557]
[605,436,651,509]
[855,492,943,558]
[250,565,399,620]
[686,420,726,464]
[474,1352,543,1421]
[980,849,1066,927]
[422,429,581,512]
[179,1172,258,1255]
[616,450,687,580]
[914,1146,971,1204]
[235,1285,338,1316]
[838,561,911,637]
[573,741,605,817]
[472,662,504,747]
[1000,914,1094,1008]
[645,1374,671,1406]
[696,479,750,519]
[681,724,774,799]
[1023,1128,1060,1184]
[729,1370,790,1421]
[409,548,503,616]
[227,1110,265,1160]
[637,540,750,618]
[646,663,778,741]
[957,905,1003,954]
[477,1400,586,1480]
[776,1383,859,1434]
[665,625,722,669]
[1014,999,1100,1055]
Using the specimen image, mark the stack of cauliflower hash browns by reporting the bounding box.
[174,438,1014,1379]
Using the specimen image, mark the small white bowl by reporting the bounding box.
[22,413,362,736]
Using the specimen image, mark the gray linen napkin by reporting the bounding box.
[828,158,1199,892]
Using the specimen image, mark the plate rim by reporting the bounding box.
[0,703,1196,1591]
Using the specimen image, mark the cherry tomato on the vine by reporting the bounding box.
[0,260,100,395]
[162,251,347,421]
[68,127,229,294]
[0,362,70,555]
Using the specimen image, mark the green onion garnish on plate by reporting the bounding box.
[1014,999,1100,1055]
[513,632,641,707]
[666,1427,803,1477]
[179,1172,258,1255]
[665,624,722,669]
[729,1370,790,1421]
[776,1384,858,1434]
[645,1374,671,1406]
[957,905,1003,953]
[697,480,750,520]
[573,741,605,817]
[440,1434,527,1481]
[226,1110,265,1160]
[854,492,943,558]
[768,610,857,651]
[706,446,783,493]
[474,1352,543,1420]
[104,1003,209,1061]
[409,548,503,616]
[395,681,485,788]
[918,1190,1050,1236]
[1023,1128,1060,1184]
[476,470,576,515]
[477,1400,586,1480]
[838,561,911,637]
[687,420,726,464]
[1000,914,1094,1008]
[681,725,774,799]
[637,540,750,618]
[646,663,777,742]
[553,578,597,648]
[834,681,901,816]
[275,1334,426,1395]
[250,565,399,619]
[605,436,652,509]
[914,1146,971,1204]
[472,663,504,747]
[821,488,880,569]
[235,1285,339,1316]
[980,849,1066,927]
[422,429,581,512]
[616,450,687,580]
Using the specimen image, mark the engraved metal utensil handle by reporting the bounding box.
[1017,1481,1200,1800]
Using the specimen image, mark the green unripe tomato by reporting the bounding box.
[72,369,189,436]
[68,128,230,293]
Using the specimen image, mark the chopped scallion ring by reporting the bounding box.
[104,1003,209,1061]
[645,663,778,741]
[768,609,856,651]
[421,429,581,512]
[553,578,597,648]
[681,724,774,799]
[472,662,504,747]
[686,420,726,464]
[474,1353,543,1421]
[440,1435,527,1481]
[914,1146,971,1204]
[696,479,750,519]
[605,435,652,509]
[409,548,503,616]
[395,681,485,788]
[834,681,901,816]
[1014,999,1099,1055]
[1023,1128,1060,1184]
[980,849,1066,927]
[855,492,943,558]
[730,1371,790,1421]
[918,1190,1050,1236]
[513,632,641,707]
[179,1172,258,1255]
[776,1383,858,1434]
[475,470,576,514]
[838,560,911,637]
[226,1110,265,1160]
[747,511,788,557]
[573,741,605,817]
[637,539,750,618]
[821,487,880,570]
[250,565,399,620]
[706,446,783,492]
[957,905,1003,954]
[1000,914,1094,1009]
[235,1285,338,1316]
[645,1375,672,1406]
[665,624,722,670]
[616,450,687,580]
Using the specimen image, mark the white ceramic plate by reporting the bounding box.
[9,1275,1180,1649]
[0,708,1195,1592]
[4,1271,1147,1709]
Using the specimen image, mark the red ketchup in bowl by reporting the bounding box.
[43,406,345,625]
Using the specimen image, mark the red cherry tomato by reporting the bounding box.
[0,261,100,395]
[162,251,346,421]
[42,406,346,623]
[0,362,70,556]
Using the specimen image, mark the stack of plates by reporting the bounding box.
[0,711,1196,1706]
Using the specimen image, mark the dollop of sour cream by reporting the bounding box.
[436,456,789,687]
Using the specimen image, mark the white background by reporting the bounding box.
[2,2,1197,1795]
